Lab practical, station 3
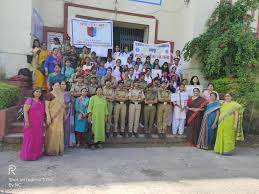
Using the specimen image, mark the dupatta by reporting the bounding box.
[218,101,244,141]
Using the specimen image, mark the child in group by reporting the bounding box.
[82,57,93,75]
[97,60,107,77]
[171,83,188,136]
[113,45,120,60]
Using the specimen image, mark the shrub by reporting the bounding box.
[211,77,255,104]
[0,82,21,109]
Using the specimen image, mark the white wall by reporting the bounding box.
[0,0,222,79]
[0,0,32,77]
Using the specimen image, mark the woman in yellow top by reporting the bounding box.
[33,42,50,90]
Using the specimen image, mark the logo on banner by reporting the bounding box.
[87,26,97,37]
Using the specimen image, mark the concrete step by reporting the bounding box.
[8,122,23,133]
[106,134,186,145]
[3,132,186,146]
[3,133,23,144]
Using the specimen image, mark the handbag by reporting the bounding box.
[17,99,33,121]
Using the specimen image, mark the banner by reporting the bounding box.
[32,8,43,41]
[70,18,113,49]
[133,41,171,66]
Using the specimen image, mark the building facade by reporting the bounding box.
[0,0,258,83]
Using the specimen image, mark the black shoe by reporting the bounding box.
[113,132,118,138]
[145,133,151,139]
[106,132,110,138]
[128,132,133,138]
[134,133,139,138]
[121,132,126,138]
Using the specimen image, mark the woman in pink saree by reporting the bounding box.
[20,88,45,161]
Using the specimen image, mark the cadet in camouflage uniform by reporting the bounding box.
[128,79,145,138]
[113,80,128,137]
[103,79,115,137]
[144,83,158,138]
[70,75,87,98]
[157,81,171,139]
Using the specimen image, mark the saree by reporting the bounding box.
[20,99,45,161]
[214,101,244,155]
[32,50,47,90]
[197,101,220,150]
[186,96,207,146]
[45,92,65,155]
[64,92,75,147]
[87,95,108,143]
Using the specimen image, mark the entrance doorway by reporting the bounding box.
[113,26,144,51]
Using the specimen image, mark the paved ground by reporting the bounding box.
[0,146,259,194]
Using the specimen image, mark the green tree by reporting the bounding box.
[183,0,258,79]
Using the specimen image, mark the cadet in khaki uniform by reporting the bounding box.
[152,77,161,92]
[113,80,128,137]
[103,79,115,137]
[157,81,171,139]
[138,73,147,127]
[123,71,133,89]
[128,80,145,138]
[101,67,117,87]
[70,75,87,98]
[144,84,158,138]
[88,75,98,97]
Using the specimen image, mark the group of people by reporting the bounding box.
[20,37,244,161]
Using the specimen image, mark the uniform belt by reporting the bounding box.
[160,102,169,105]
[130,102,140,105]
[116,101,124,104]
[145,104,154,106]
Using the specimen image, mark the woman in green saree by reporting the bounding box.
[214,93,244,155]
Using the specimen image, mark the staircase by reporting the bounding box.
[2,80,32,144]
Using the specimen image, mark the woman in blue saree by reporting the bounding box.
[197,92,220,150]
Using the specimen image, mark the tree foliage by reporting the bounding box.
[183,0,259,79]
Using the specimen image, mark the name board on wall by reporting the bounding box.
[129,0,162,5]
[47,32,63,50]
[70,18,113,49]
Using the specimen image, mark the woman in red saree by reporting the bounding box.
[186,88,207,146]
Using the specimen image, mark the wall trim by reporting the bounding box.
[44,3,174,50]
